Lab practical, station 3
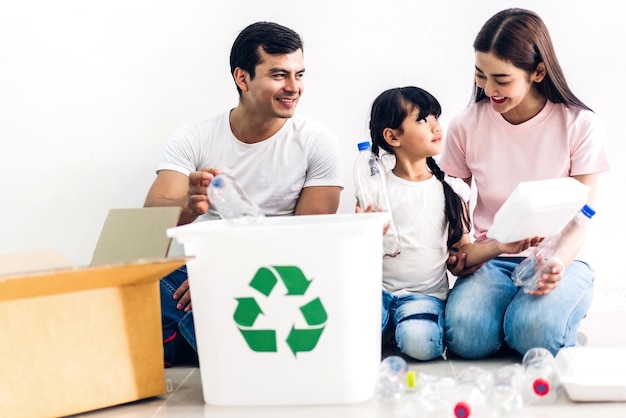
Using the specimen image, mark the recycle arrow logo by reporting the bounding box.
[233,266,327,356]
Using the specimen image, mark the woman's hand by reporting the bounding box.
[527,256,563,296]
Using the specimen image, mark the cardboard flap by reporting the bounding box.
[90,207,182,266]
[0,257,188,303]
[0,249,75,276]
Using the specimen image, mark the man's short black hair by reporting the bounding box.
[229,22,303,94]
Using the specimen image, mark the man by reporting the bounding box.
[144,21,343,366]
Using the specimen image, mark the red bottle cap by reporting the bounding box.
[454,401,471,418]
[533,378,551,396]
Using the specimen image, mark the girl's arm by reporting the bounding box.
[452,236,540,269]
[447,198,534,269]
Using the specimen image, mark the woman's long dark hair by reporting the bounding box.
[472,8,591,111]
[369,86,470,249]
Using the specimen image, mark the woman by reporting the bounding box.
[440,8,610,359]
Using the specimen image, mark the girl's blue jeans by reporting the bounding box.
[382,289,445,361]
[444,257,594,359]
[160,265,198,367]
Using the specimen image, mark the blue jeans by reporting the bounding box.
[444,257,594,359]
[160,266,198,367]
[382,289,445,361]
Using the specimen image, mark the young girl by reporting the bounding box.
[441,8,610,359]
[366,86,536,361]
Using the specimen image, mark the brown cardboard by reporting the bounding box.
[90,207,183,266]
[0,248,74,276]
[0,207,186,418]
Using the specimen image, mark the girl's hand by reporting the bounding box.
[355,203,390,235]
[447,251,483,277]
[355,203,376,213]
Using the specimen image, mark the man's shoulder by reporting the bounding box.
[171,111,229,138]
[287,114,336,140]
[194,110,230,128]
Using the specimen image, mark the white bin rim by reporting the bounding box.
[167,212,389,241]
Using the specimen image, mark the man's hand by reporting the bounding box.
[173,279,193,312]
[187,168,222,217]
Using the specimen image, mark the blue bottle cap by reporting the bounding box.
[581,204,596,219]
[357,141,371,151]
[212,176,225,189]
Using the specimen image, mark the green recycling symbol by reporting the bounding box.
[233,265,327,356]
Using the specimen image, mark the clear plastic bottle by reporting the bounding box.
[488,364,524,417]
[207,173,265,225]
[521,347,561,405]
[413,374,456,416]
[450,366,492,418]
[353,141,400,256]
[375,355,408,402]
[512,204,596,293]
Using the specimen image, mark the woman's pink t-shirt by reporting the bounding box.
[440,100,609,245]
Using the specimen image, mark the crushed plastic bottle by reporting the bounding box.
[489,364,525,417]
[207,173,265,225]
[512,204,595,293]
[451,366,492,418]
[399,365,528,417]
[412,373,456,416]
[522,347,561,405]
[353,141,400,257]
[375,355,408,402]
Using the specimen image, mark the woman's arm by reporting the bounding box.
[528,173,600,295]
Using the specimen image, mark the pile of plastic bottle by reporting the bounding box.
[375,347,561,417]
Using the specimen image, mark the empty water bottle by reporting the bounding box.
[413,374,456,416]
[353,141,400,256]
[522,347,561,404]
[512,204,595,293]
[375,355,408,402]
[207,174,265,225]
[489,364,525,417]
[451,366,492,418]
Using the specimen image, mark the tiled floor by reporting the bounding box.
[73,290,626,418]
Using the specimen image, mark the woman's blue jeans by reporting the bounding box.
[444,257,594,359]
[382,289,445,361]
[160,265,198,367]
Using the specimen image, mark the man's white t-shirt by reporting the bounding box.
[157,111,344,220]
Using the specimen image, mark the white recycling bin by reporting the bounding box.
[167,212,387,406]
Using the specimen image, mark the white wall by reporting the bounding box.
[1,1,623,293]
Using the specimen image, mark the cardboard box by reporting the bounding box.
[0,207,186,418]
